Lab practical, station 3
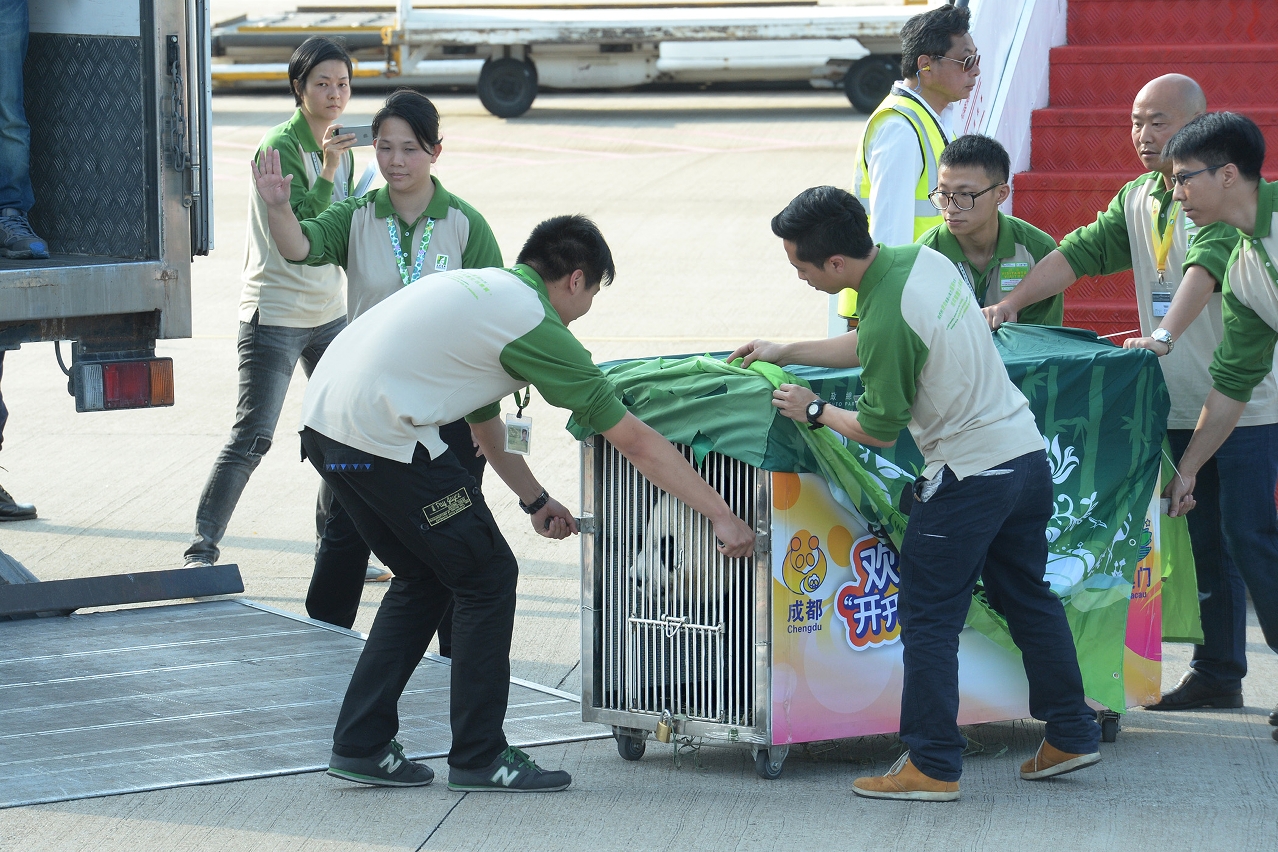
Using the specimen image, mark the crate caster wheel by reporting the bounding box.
[1098,710,1120,743]
[615,731,647,761]
[754,746,787,780]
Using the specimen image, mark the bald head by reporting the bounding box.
[1131,75,1208,175]
[1134,74,1208,117]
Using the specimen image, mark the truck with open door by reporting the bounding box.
[0,0,211,411]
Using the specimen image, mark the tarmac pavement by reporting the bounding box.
[1,82,1276,851]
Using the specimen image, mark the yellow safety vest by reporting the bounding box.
[839,88,949,319]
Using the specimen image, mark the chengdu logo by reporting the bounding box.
[782,530,827,595]
[835,535,901,650]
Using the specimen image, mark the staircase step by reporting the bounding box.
[1049,44,1278,107]
[1030,107,1278,172]
[1067,0,1278,46]
[1013,172,1133,241]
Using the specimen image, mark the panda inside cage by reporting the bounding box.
[590,438,763,728]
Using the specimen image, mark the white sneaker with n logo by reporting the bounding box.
[448,746,572,792]
[327,740,435,787]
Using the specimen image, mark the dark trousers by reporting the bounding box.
[301,427,517,770]
[898,450,1099,782]
[1167,425,1278,688]
[307,418,486,642]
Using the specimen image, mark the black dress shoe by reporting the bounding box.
[0,484,36,521]
[1269,705,1277,726]
[1144,672,1243,711]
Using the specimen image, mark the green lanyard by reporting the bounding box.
[387,215,436,286]
[512,386,531,417]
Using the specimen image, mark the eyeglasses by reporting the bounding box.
[930,53,981,73]
[1170,164,1227,187]
[928,183,1003,211]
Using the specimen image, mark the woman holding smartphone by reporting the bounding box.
[255,88,502,636]
[183,37,360,569]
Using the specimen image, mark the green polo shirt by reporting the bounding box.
[274,109,353,219]
[854,243,1044,479]
[1057,171,1235,284]
[296,176,502,320]
[917,212,1063,326]
[1210,179,1278,401]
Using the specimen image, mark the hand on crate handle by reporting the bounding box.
[713,513,755,560]
[533,497,578,540]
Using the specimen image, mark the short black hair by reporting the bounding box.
[771,186,874,265]
[372,89,442,149]
[516,215,616,288]
[288,37,352,107]
[1163,111,1266,182]
[939,134,1011,184]
[899,3,971,78]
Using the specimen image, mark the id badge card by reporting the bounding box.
[505,414,532,455]
[1000,261,1029,293]
[1152,289,1172,318]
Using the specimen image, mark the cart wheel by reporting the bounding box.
[477,57,538,118]
[1101,714,1120,743]
[754,749,785,780]
[843,55,900,113]
[616,733,646,761]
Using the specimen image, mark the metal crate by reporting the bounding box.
[580,437,784,772]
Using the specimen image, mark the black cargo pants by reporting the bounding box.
[301,426,517,771]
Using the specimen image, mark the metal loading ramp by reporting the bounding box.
[0,599,604,809]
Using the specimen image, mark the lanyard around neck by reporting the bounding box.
[387,215,436,286]
[1149,196,1181,283]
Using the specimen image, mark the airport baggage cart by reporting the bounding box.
[575,326,1174,779]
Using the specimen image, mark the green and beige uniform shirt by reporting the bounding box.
[241,109,354,328]
[300,265,626,462]
[917,212,1063,326]
[1208,180,1278,404]
[855,244,1044,479]
[1057,170,1275,429]
[297,176,502,320]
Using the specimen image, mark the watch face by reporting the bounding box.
[808,401,820,416]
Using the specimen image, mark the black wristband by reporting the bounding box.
[519,489,550,515]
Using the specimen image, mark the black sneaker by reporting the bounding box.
[0,484,36,522]
[447,746,572,792]
[327,739,435,787]
[0,208,49,260]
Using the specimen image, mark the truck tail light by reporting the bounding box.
[74,358,175,412]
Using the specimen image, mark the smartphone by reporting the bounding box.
[332,124,375,147]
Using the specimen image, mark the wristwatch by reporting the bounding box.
[806,399,828,430]
[1151,328,1174,353]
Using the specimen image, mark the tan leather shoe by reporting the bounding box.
[852,753,959,801]
[1020,739,1101,780]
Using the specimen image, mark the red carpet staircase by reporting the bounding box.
[1013,0,1278,341]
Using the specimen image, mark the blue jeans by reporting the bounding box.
[898,450,1099,782]
[1167,425,1278,688]
[0,0,33,212]
[185,314,345,564]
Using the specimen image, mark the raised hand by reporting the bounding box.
[251,147,293,208]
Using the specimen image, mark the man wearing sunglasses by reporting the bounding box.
[987,77,1277,717]
[1159,112,1278,742]
[917,134,1062,325]
[837,1,979,331]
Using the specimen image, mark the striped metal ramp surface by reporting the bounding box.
[0,600,605,809]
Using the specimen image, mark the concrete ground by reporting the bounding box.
[1,75,1276,852]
